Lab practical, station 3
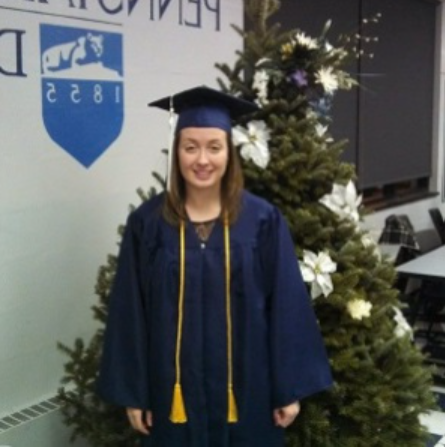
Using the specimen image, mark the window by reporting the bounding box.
[255,0,438,209]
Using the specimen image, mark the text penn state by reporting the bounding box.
[22,0,221,30]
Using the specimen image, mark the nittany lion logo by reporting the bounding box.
[41,33,104,74]
[40,25,124,168]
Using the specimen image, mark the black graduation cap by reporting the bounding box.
[148,86,258,133]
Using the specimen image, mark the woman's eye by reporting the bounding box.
[210,146,222,152]
[184,146,197,152]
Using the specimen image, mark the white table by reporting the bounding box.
[396,245,445,280]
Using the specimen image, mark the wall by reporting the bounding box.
[0,408,90,447]
[362,1,445,239]
[0,0,243,444]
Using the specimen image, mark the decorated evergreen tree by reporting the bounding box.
[57,1,436,446]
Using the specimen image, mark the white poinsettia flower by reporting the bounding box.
[393,307,413,340]
[320,180,362,223]
[252,69,269,105]
[347,299,372,320]
[300,250,337,299]
[232,120,271,169]
[315,66,339,94]
[295,32,318,49]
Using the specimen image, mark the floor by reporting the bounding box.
[401,279,445,446]
[418,320,445,446]
[423,384,445,446]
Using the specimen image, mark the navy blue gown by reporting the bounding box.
[96,191,332,447]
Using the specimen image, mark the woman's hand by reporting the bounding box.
[273,401,301,428]
[126,408,152,435]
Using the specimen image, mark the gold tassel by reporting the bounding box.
[170,383,187,423]
[227,385,238,423]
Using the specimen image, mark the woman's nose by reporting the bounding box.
[196,148,209,164]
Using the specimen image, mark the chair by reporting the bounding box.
[378,215,421,323]
[378,214,420,266]
[429,208,445,245]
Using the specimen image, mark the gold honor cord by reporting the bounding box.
[224,213,238,422]
[170,215,238,424]
[170,220,187,423]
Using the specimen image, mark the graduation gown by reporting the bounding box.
[96,191,333,447]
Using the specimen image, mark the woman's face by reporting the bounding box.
[177,127,229,193]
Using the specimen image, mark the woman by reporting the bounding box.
[97,86,332,447]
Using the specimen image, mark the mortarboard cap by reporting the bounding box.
[148,85,258,133]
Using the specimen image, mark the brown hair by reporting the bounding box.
[163,131,244,225]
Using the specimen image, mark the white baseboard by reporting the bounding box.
[0,408,90,447]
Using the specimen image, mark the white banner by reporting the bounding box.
[0,0,243,415]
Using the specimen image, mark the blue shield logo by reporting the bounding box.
[40,24,124,168]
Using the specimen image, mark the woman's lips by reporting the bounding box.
[194,170,213,180]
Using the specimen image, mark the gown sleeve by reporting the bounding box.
[260,206,333,409]
[96,211,151,410]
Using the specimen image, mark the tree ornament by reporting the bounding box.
[392,306,413,340]
[252,69,270,105]
[315,67,339,94]
[300,250,337,299]
[232,120,271,169]
[347,298,373,320]
[320,180,362,223]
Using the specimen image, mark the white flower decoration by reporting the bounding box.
[315,66,339,94]
[393,307,413,340]
[315,124,334,142]
[295,32,318,49]
[300,250,337,299]
[252,69,269,105]
[232,120,271,169]
[347,299,372,320]
[255,57,271,67]
[361,232,382,260]
[361,233,375,248]
[320,180,362,223]
[315,124,328,137]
